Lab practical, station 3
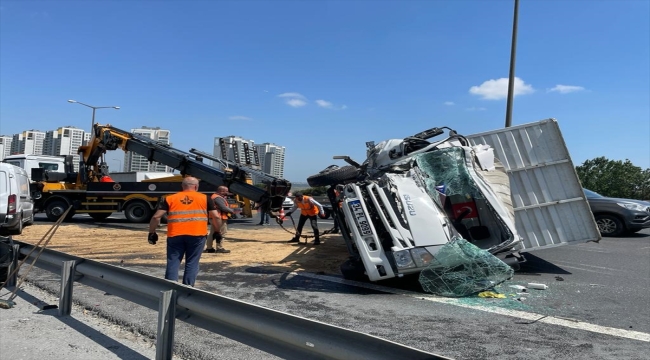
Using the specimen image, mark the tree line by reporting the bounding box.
[575,157,649,200]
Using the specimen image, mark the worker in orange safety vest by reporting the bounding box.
[285,191,325,245]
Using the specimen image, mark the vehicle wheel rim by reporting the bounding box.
[597,219,616,234]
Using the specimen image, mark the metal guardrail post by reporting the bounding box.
[5,244,20,287]
[59,260,76,316]
[156,290,177,360]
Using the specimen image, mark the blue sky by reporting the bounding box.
[1,0,648,182]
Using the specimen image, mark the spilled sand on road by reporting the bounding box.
[14,223,350,276]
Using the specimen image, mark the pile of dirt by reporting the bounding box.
[14,223,351,276]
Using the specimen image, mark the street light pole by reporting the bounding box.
[67,99,120,132]
[505,0,520,128]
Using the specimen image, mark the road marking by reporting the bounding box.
[552,261,626,272]
[290,271,650,343]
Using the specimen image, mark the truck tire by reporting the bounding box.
[307,165,360,187]
[124,201,153,223]
[46,200,74,222]
[340,259,368,281]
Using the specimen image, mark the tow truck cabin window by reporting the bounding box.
[38,162,59,171]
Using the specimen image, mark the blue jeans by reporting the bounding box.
[258,211,269,224]
[165,235,206,286]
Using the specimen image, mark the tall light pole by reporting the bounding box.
[67,99,120,131]
[504,0,520,128]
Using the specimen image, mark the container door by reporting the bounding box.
[466,118,601,252]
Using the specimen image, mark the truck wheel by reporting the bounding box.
[595,214,624,237]
[124,201,153,223]
[46,201,72,222]
[340,259,368,281]
[307,165,360,187]
[89,213,112,222]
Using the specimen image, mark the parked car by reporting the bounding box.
[0,163,35,235]
[282,196,294,210]
[583,188,650,236]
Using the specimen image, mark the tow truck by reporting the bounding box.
[30,124,291,223]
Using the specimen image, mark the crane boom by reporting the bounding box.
[78,123,291,215]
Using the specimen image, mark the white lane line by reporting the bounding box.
[552,261,626,272]
[289,271,650,343]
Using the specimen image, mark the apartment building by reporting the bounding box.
[254,143,286,181]
[212,136,286,184]
[11,130,46,156]
[0,136,12,161]
[124,127,173,172]
[44,126,86,172]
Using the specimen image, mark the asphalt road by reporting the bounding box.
[12,215,650,359]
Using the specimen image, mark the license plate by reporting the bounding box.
[349,200,373,236]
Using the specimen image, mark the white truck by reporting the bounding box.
[307,119,601,282]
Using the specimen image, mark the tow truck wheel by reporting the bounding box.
[46,200,73,222]
[124,201,153,223]
[307,165,360,187]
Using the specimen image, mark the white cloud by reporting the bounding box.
[469,77,535,100]
[547,84,586,94]
[444,101,455,106]
[278,92,308,107]
[315,99,347,110]
[466,107,487,111]
[278,92,306,99]
[315,99,333,108]
[229,116,251,121]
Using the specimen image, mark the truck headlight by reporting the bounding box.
[617,202,647,212]
[393,250,415,269]
[410,248,434,268]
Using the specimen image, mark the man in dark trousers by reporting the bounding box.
[147,177,222,287]
[204,185,234,253]
[286,191,325,245]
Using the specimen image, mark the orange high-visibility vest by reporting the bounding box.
[211,193,229,220]
[166,191,209,237]
[296,196,320,216]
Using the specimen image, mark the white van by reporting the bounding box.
[0,163,35,235]
[2,154,68,182]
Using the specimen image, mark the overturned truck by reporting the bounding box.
[308,119,601,282]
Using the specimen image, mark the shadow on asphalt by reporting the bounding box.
[9,287,150,360]
[517,253,572,275]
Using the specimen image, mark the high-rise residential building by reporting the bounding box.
[254,143,286,182]
[211,135,286,184]
[45,126,86,172]
[0,136,13,161]
[83,132,92,146]
[124,127,173,172]
[212,136,258,170]
[12,130,45,155]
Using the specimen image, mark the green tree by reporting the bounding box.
[301,186,328,196]
[575,157,649,199]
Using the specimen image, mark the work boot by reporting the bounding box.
[216,247,231,253]
[312,239,321,245]
[203,248,216,253]
[287,237,299,243]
